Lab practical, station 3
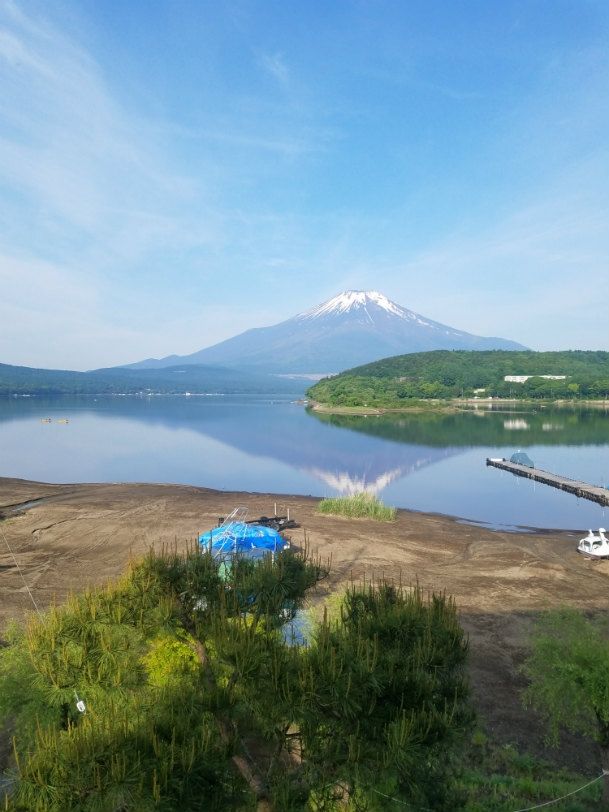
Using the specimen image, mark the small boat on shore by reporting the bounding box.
[577,528,609,559]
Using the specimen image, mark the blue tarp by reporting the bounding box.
[199,522,288,559]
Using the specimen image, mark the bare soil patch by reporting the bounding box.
[1,476,608,773]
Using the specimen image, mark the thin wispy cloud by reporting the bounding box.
[0,2,249,366]
[258,50,290,87]
[0,2,197,248]
[171,123,329,158]
[393,173,609,349]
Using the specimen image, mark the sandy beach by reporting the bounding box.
[1,476,608,770]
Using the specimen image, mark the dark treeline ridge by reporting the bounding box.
[0,362,304,396]
[308,350,609,406]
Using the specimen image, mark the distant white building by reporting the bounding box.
[504,375,567,383]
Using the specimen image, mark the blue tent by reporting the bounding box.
[510,451,534,468]
[199,521,289,559]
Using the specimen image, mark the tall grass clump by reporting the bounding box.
[317,491,397,521]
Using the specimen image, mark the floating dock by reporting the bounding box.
[486,458,609,507]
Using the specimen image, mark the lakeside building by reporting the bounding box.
[504,375,567,383]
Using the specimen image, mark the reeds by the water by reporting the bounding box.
[317,492,397,521]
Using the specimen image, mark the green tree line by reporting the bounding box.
[308,351,609,407]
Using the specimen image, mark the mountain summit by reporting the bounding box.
[298,290,407,320]
[126,290,526,374]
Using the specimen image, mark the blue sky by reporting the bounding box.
[1,0,608,369]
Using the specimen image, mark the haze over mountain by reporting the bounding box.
[126,291,526,375]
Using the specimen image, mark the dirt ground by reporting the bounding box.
[1,476,608,773]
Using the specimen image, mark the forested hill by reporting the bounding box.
[307,350,609,406]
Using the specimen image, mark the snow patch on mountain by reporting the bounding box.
[299,290,416,321]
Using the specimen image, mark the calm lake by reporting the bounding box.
[0,395,607,531]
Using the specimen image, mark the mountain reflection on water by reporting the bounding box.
[0,395,458,496]
[0,396,607,530]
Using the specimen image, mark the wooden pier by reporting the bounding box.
[486,458,609,507]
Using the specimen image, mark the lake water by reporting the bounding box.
[0,395,607,531]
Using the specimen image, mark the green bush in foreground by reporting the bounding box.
[0,547,471,810]
[317,492,397,521]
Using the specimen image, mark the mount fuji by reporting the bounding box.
[126,291,526,375]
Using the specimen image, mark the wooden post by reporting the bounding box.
[274,502,277,516]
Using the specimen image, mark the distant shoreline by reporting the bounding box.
[307,398,609,415]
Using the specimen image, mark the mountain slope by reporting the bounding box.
[126,291,526,374]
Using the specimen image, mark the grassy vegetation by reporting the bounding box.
[308,350,609,407]
[460,733,602,811]
[317,492,397,521]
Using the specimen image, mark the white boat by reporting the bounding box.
[577,528,609,559]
